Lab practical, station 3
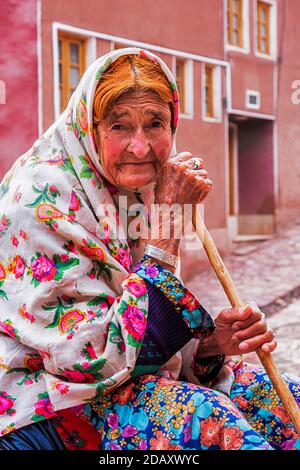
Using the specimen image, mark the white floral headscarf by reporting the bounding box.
[0,48,181,433]
[50,47,179,267]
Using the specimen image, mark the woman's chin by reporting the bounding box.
[120,174,156,191]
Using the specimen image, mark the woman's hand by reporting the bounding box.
[155,152,212,206]
[144,152,212,263]
[198,304,277,357]
[144,152,212,255]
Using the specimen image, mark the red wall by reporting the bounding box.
[229,57,274,114]
[0,0,38,178]
[276,0,300,227]
[227,0,275,115]
[41,0,225,130]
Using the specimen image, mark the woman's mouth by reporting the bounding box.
[120,162,155,165]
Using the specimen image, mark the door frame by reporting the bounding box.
[227,122,239,238]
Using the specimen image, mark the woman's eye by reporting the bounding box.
[111,124,124,131]
[152,121,163,128]
[111,122,164,131]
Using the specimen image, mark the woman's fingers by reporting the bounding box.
[171,153,204,171]
[171,151,195,164]
[193,180,212,204]
[232,309,264,331]
[197,184,212,203]
[261,340,277,354]
[178,169,212,201]
[238,328,276,352]
[233,316,268,340]
[157,152,212,206]
[195,178,213,202]
[196,169,208,178]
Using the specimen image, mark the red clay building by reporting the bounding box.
[1,0,300,278]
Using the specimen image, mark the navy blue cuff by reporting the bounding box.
[134,255,215,338]
[137,283,193,366]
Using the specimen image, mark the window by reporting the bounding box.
[245,89,261,110]
[204,65,214,118]
[227,0,244,48]
[175,58,186,114]
[257,1,271,55]
[226,0,250,53]
[58,34,86,113]
[172,57,193,118]
[254,0,277,59]
[202,64,222,122]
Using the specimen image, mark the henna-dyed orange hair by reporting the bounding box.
[93,54,175,130]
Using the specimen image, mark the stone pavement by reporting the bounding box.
[264,300,300,376]
[186,217,300,376]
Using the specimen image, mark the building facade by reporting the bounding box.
[1,0,300,278]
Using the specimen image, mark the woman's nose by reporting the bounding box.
[126,129,150,159]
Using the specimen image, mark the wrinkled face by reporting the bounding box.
[94,91,173,190]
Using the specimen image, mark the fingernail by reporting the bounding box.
[239,343,249,352]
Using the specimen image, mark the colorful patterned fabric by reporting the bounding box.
[0,48,221,437]
[54,361,300,451]
[134,256,225,381]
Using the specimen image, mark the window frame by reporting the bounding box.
[204,65,214,118]
[245,89,261,110]
[58,32,86,114]
[202,63,222,123]
[257,1,271,55]
[176,58,186,114]
[254,0,277,60]
[172,57,194,119]
[225,0,250,54]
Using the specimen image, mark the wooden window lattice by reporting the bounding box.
[176,59,186,114]
[257,1,271,55]
[59,34,86,113]
[205,65,214,118]
[227,0,244,48]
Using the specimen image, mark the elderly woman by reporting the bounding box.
[0,48,299,451]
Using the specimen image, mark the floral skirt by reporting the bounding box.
[56,362,300,450]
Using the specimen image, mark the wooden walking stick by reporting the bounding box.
[192,207,300,436]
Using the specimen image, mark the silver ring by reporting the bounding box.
[193,158,202,171]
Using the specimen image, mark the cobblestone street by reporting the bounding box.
[186,217,300,377]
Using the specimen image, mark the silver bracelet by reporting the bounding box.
[144,244,178,268]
